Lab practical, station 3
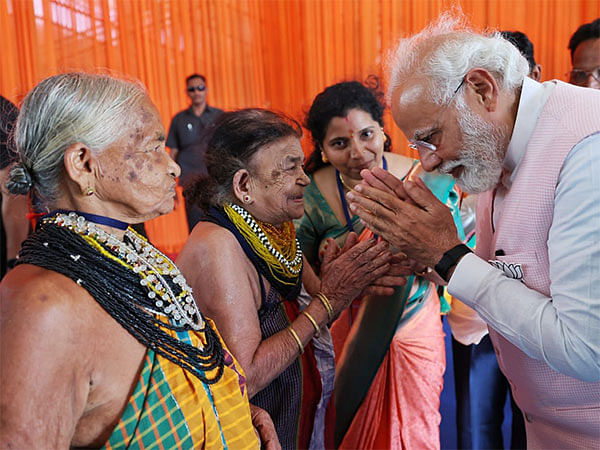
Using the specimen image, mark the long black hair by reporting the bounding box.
[304,76,391,174]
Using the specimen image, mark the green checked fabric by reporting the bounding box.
[103,350,193,449]
[102,318,258,449]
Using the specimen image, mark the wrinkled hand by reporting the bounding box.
[319,237,393,317]
[319,233,406,297]
[361,253,410,296]
[318,232,360,275]
[346,167,461,267]
[388,252,429,275]
[250,404,281,450]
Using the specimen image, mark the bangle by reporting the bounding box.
[315,292,334,322]
[434,244,472,282]
[301,310,321,337]
[288,326,304,355]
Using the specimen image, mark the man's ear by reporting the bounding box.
[63,143,96,193]
[232,168,253,204]
[464,68,499,112]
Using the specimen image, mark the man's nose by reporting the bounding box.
[417,148,442,172]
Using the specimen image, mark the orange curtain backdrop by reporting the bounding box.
[2,0,598,254]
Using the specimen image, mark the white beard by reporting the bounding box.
[438,105,509,194]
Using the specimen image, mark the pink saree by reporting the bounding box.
[336,289,446,449]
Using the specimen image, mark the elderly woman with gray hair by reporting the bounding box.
[176,108,406,449]
[0,73,275,449]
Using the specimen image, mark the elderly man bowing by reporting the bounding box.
[347,14,600,449]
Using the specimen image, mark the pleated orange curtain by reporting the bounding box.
[2,0,598,254]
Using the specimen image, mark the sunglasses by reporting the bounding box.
[568,67,600,85]
[187,85,206,93]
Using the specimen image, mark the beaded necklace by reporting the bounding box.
[17,211,225,384]
[206,204,303,301]
[50,212,205,331]
[225,203,303,277]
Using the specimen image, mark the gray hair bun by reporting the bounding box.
[6,163,33,195]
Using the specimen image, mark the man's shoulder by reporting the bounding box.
[171,107,194,122]
[546,80,600,112]
[204,105,224,118]
[205,105,224,113]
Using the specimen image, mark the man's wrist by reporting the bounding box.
[434,244,473,282]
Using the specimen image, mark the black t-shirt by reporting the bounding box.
[166,105,223,183]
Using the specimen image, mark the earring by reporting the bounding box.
[321,152,329,163]
[243,194,251,203]
[84,187,95,197]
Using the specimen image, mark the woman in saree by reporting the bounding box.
[296,80,466,449]
[176,109,404,449]
[0,73,277,449]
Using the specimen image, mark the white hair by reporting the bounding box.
[7,72,148,205]
[386,13,529,105]
[438,98,509,193]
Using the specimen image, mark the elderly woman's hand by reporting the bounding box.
[361,253,411,296]
[318,236,394,318]
[250,404,281,450]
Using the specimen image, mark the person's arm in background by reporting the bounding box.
[0,96,27,274]
[1,165,29,272]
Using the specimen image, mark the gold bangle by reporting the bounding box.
[315,292,334,322]
[317,292,334,319]
[301,310,321,337]
[288,326,304,355]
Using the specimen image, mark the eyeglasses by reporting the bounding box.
[187,85,206,93]
[408,77,466,153]
[568,67,600,85]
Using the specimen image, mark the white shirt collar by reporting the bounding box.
[503,77,555,188]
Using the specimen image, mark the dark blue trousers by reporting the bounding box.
[452,334,526,449]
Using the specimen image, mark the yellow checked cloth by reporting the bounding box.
[103,318,258,449]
